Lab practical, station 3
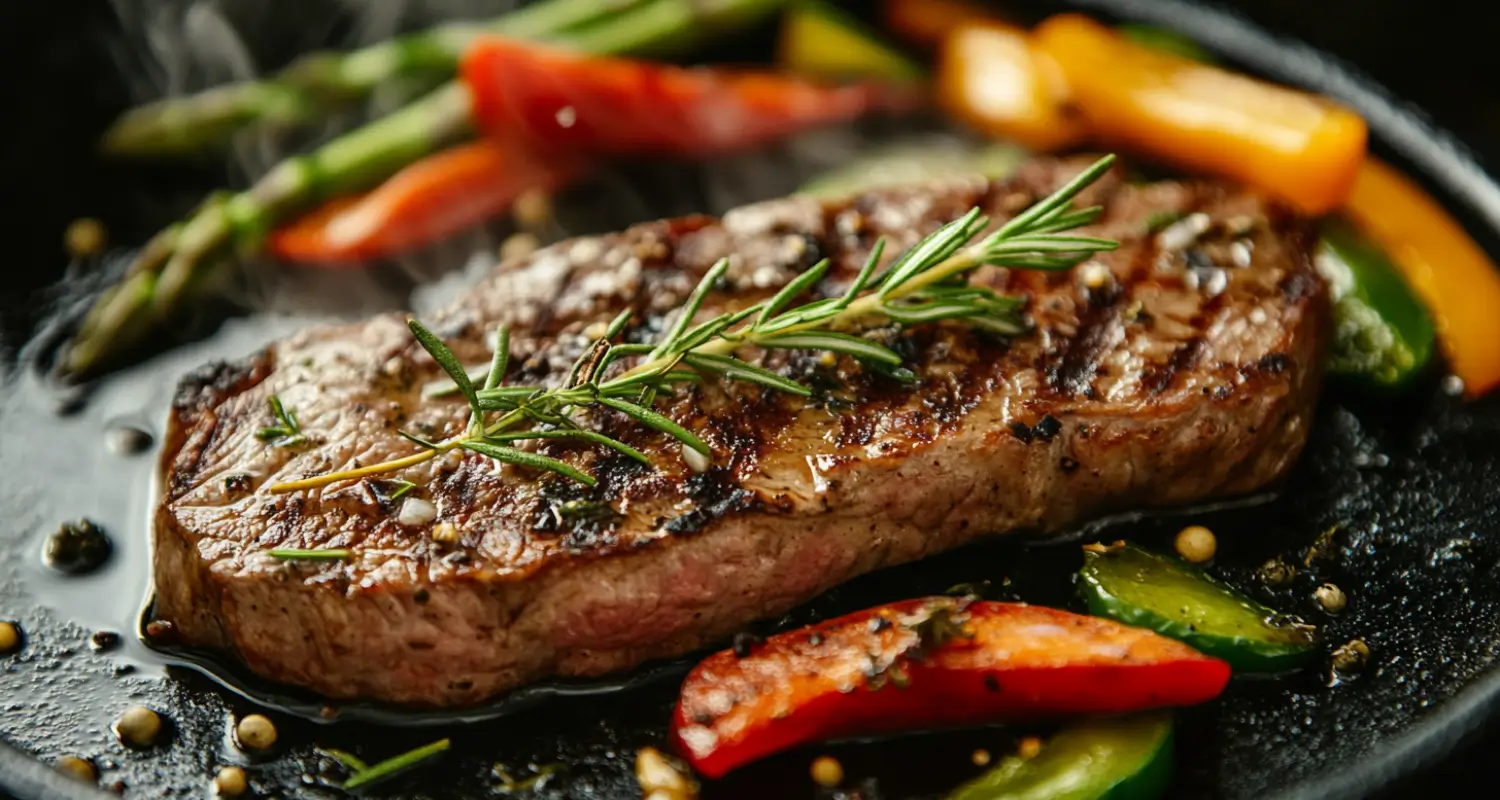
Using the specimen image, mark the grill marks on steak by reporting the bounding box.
[153,158,1329,705]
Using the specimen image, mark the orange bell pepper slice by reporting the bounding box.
[882,0,996,50]
[1032,13,1367,214]
[936,21,1089,152]
[267,139,581,265]
[1344,159,1500,397]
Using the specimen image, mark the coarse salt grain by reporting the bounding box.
[682,444,712,473]
[399,498,438,526]
[1156,212,1211,251]
[1078,261,1112,288]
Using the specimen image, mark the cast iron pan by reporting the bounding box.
[5,0,1500,797]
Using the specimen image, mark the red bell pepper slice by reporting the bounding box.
[266,139,582,266]
[671,598,1230,778]
[460,36,921,158]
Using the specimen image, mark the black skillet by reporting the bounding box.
[5,0,1500,797]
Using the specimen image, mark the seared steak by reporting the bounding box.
[153,158,1329,705]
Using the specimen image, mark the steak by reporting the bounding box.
[153,158,1329,706]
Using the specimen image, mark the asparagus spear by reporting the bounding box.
[101,0,652,158]
[62,0,789,379]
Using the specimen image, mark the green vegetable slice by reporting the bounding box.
[948,713,1173,800]
[777,0,925,83]
[1118,24,1215,63]
[798,140,1029,198]
[1317,218,1437,388]
[1079,543,1317,673]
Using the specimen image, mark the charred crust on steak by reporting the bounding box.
[1142,338,1207,395]
[1033,415,1062,443]
[171,356,271,415]
[1047,293,1122,398]
[1009,414,1063,445]
[662,471,760,537]
[1009,421,1035,444]
[1250,352,1293,375]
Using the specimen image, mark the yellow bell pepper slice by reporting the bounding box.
[936,21,1089,152]
[779,0,925,83]
[1344,159,1500,397]
[1032,13,1367,214]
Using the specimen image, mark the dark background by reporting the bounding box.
[2,1,1499,796]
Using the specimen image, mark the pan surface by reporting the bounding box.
[4,1,1500,798]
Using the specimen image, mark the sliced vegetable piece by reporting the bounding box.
[882,0,996,50]
[461,37,921,159]
[266,139,583,265]
[1032,14,1367,214]
[671,598,1229,778]
[1117,24,1213,64]
[1343,158,1500,398]
[936,21,1090,152]
[778,0,925,83]
[1079,543,1317,673]
[797,139,1028,197]
[1317,218,1437,388]
[947,713,1173,800]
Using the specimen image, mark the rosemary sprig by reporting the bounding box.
[325,738,452,791]
[256,395,307,448]
[268,548,350,561]
[383,479,419,500]
[270,156,1119,495]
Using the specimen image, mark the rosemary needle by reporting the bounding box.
[328,738,452,790]
[384,480,419,500]
[256,395,308,448]
[270,156,1119,495]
